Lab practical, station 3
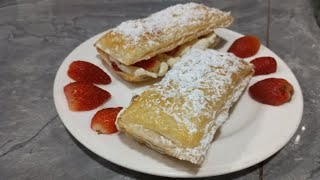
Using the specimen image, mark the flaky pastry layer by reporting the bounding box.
[94,3,233,65]
[97,33,221,82]
[116,49,254,164]
[117,75,251,164]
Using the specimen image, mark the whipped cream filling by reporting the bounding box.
[110,33,219,78]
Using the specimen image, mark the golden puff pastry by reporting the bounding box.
[116,49,254,164]
[98,33,221,82]
[94,3,233,82]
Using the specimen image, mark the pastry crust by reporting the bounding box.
[97,33,222,82]
[97,48,151,82]
[94,3,233,66]
[116,49,254,164]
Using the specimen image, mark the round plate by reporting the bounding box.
[53,28,303,177]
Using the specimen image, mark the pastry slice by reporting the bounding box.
[94,3,233,82]
[116,49,254,164]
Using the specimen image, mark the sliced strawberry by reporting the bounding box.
[249,78,294,106]
[111,62,122,72]
[64,82,111,111]
[228,35,261,58]
[133,56,158,70]
[250,57,277,76]
[68,60,111,84]
[165,46,180,56]
[91,107,123,134]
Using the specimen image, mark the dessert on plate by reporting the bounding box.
[116,49,254,164]
[94,3,233,82]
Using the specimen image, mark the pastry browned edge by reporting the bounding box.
[94,3,233,82]
[116,49,254,164]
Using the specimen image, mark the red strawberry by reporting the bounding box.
[250,57,277,76]
[249,78,294,106]
[111,62,122,72]
[68,60,111,84]
[165,46,180,56]
[64,82,111,111]
[228,35,261,58]
[133,56,158,70]
[91,107,123,134]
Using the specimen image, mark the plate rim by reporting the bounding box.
[53,28,304,178]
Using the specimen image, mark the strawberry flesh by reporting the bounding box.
[165,46,180,56]
[133,57,158,70]
[91,107,123,134]
[68,60,111,84]
[111,62,122,72]
[228,35,261,58]
[249,78,294,106]
[64,82,111,111]
[250,57,277,76]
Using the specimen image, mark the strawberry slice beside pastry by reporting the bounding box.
[250,57,277,76]
[64,82,111,111]
[249,78,294,106]
[67,60,111,84]
[91,107,123,134]
[228,35,261,58]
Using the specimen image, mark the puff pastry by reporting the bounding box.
[94,3,233,82]
[116,49,254,164]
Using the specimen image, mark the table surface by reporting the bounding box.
[1,0,320,179]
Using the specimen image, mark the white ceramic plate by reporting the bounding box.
[53,28,303,177]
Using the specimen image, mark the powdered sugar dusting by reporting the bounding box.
[156,75,252,164]
[148,49,250,134]
[118,49,253,164]
[113,3,227,45]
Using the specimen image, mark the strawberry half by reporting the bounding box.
[111,62,122,72]
[133,57,159,71]
[64,82,111,111]
[250,57,277,76]
[68,60,111,84]
[165,46,180,56]
[249,78,294,106]
[91,107,123,134]
[228,35,261,58]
